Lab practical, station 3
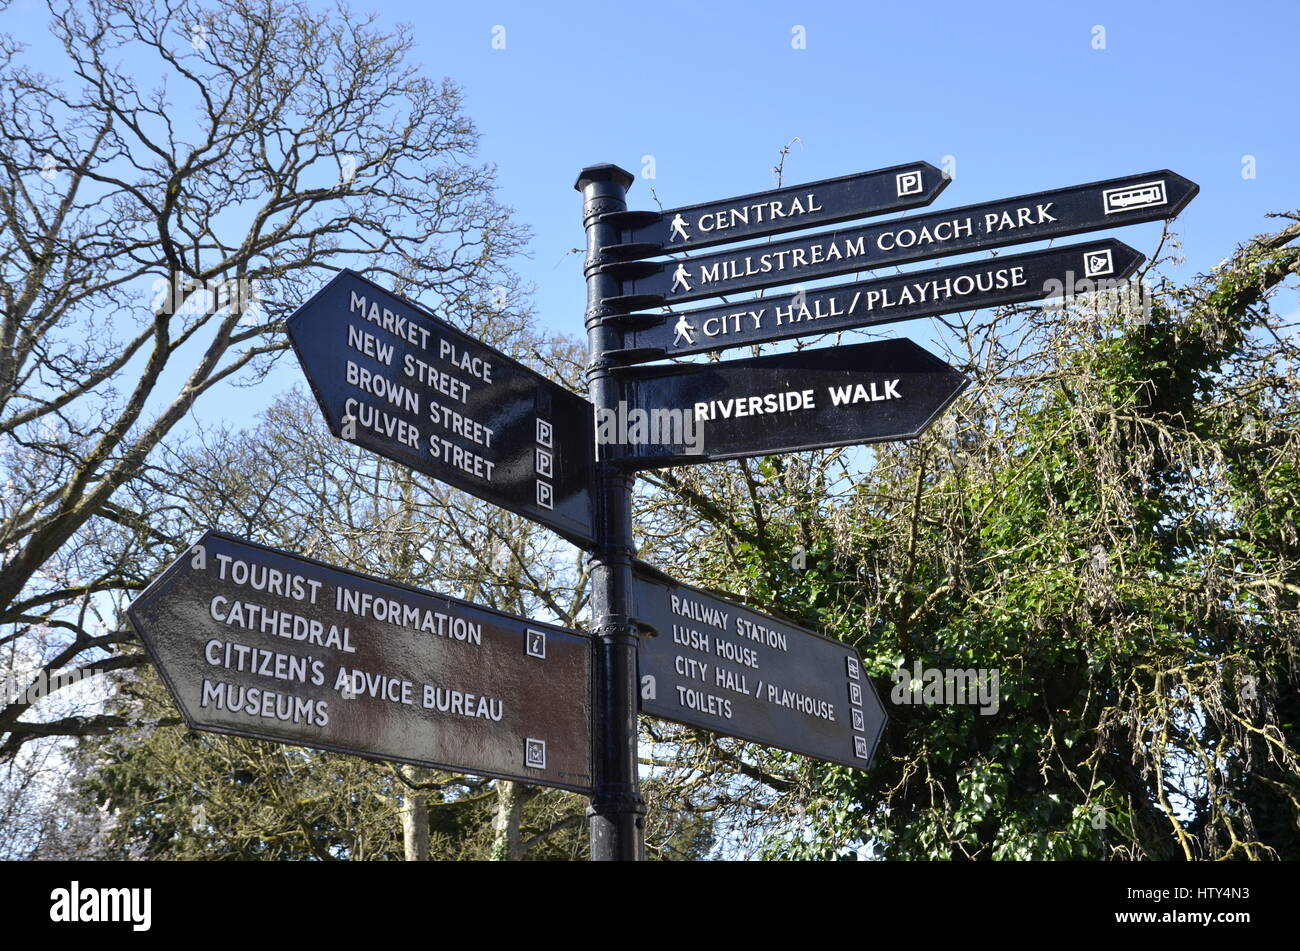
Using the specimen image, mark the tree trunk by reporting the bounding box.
[490,781,524,860]
[400,765,430,861]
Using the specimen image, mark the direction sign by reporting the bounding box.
[602,170,1197,306]
[620,238,1145,361]
[601,162,949,259]
[633,563,885,769]
[286,270,595,546]
[128,531,593,792]
[611,338,968,467]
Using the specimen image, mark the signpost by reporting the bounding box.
[612,337,969,466]
[286,270,596,546]
[618,238,1146,361]
[601,170,1197,306]
[633,563,886,769]
[599,162,949,258]
[127,158,1195,861]
[128,531,594,792]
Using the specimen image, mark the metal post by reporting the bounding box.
[575,164,645,861]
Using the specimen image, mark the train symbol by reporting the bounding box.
[1103,180,1168,214]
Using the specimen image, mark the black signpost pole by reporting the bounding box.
[576,164,645,861]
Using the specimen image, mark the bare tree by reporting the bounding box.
[26,387,602,861]
[0,0,529,759]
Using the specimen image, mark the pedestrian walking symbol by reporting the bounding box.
[673,314,696,346]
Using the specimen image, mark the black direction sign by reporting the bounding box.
[286,270,595,546]
[633,563,885,769]
[603,162,948,259]
[622,238,1145,361]
[611,338,967,467]
[128,531,593,793]
[603,170,1196,306]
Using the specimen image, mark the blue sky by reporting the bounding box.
[387,0,1297,337]
[9,0,1298,418]
[4,0,1293,844]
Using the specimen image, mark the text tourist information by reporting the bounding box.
[129,531,593,792]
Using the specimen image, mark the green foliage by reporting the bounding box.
[662,218,1300,860]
